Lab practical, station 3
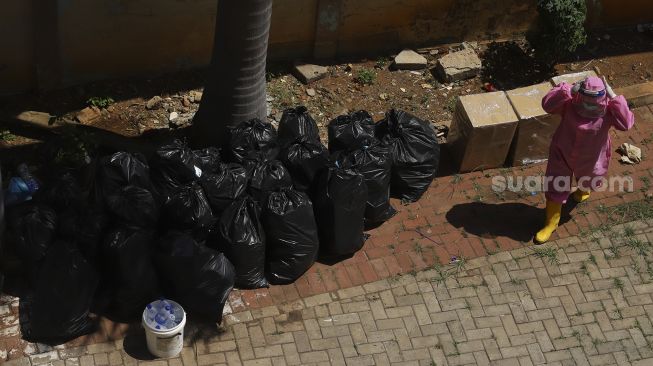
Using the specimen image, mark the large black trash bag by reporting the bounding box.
[327,110,377,153]
[218,197,268,289]
[200,163,248,215]
[156,231,235,322]
[278,106,320,147]
[40,172,85,211]
[279,137,329,192]
[262,188,319,285]
[313,164,368,256]
[58,206,109,263]
[97,152,152,196]
[150,140,202,200]
[106,185,159,228]
[20,240,98,344]
[193,147,221,174]
[7,203,57,264]
[162,182,215,232]
[247,159,292,202]
[375,109,440,202]
[228,118,279,163]
[342,143,396,227]
[101,227,159,322]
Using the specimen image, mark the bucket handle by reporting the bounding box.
[157,332,182,340]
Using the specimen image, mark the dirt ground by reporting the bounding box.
[0,28,652,162]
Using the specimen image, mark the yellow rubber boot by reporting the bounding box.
[572,189,590,203]
[535,201,562,244]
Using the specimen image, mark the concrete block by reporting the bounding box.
[293,64,328,84]
[447,91,519,172]
[436,48,482,82]
[506,83,561,166]
[393,49,428,70]
[615,81,653,108]
[551,71,597,86]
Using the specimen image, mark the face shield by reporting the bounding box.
[571,77,608,119]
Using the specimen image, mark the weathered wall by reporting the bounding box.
[1,0,652,95]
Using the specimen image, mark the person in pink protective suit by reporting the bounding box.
[535,76,635,244]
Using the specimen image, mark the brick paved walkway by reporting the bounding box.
[4,217,653,365]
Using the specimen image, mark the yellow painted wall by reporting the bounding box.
[1,0,652,95]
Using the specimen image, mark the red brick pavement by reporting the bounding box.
[1,105,652,358]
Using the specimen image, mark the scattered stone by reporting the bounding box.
[393,49,428,70]
[344,64,353,72]
[15,111,54,128]
[76,107,101,124]
[293,64,328,84]
[400,88,407,93]
[436,48,482,82]
[170,113,194,128]
[430,49,439,55]
[138,119,169,134]
[169,111,179,122]
[421,83,433,89]
[306,88,316,97]
[461,41,478,50]
[379,93,388,101]
[182,97,191,108]
[618,143,642,164]
[189,91,203,103]
[146,96,163,110]
[107,105,116,113]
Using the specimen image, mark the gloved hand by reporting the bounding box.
[602,76,617,99]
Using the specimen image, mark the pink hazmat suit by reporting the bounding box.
[541,77,634,203]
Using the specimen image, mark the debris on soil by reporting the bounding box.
[146,96,163,110]
[393,49,428,70]
[618,142,642,164]
[188,91,203,103]
[436,48,482,82]
[76,106,101,124]
[293,64,329,84]
[306,88,316,97]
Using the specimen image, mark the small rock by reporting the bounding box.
[421,83,433,89]
[306,88,316,97]
[293,64,329,84]
[461,41,478,50]
[189,91,203,103]
[393,49,428,70]
[274,111,283,121]
[107,105,116,113]
[181,107,190,114]
[400,88,407,93]
[436,48,482,82]
[430,49,439,55]
[379,93,388,101]
[169,111,179,122]
[344,64,353,72]
[146,96,162,110]
[266,95,274,102]
[76,107,101,124]
[182,97,191,108]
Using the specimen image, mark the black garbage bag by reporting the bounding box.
[262,188,319,285]
[278,106,320,147]
[279,137,329,192]
[193,147,221,174]
[97,152,152,196]
[218,197,268,289]
[342,143,396,227]
[228,118,279,163]
[375,109,440,202]
[327,110,377,153]
[150,140,202,201]
[162,182,214,233]
[156,231,235,322]
[313,164,367,256]
[101,227,159,322]
[20,240,98,344]
[7,203,57,264]
[39,172,85,211]
[105,185,159,228]
[247,159,292,202]
[58,206,109,263]
[200,163,248,215]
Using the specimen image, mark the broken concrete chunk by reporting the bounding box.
[618,143,642,164]
[293,64,328,84]
[447,91,519,172]
[146,96,163,110]
[189,91,203,103]
[76,107,101,124]
[615,81,653,108]
[15,111,54,128]
[393,49,428,70]
[436,48,482,82]
[550,71,598,86]
[506,83,562,166]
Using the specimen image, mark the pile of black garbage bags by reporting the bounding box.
[3,107,439,345]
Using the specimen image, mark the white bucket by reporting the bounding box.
[142,300,186,358]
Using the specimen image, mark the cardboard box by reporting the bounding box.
[551,70,598,86]
[506,83,562,166]
[447,91,519,172]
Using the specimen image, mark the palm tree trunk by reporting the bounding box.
[192,0,272,148]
